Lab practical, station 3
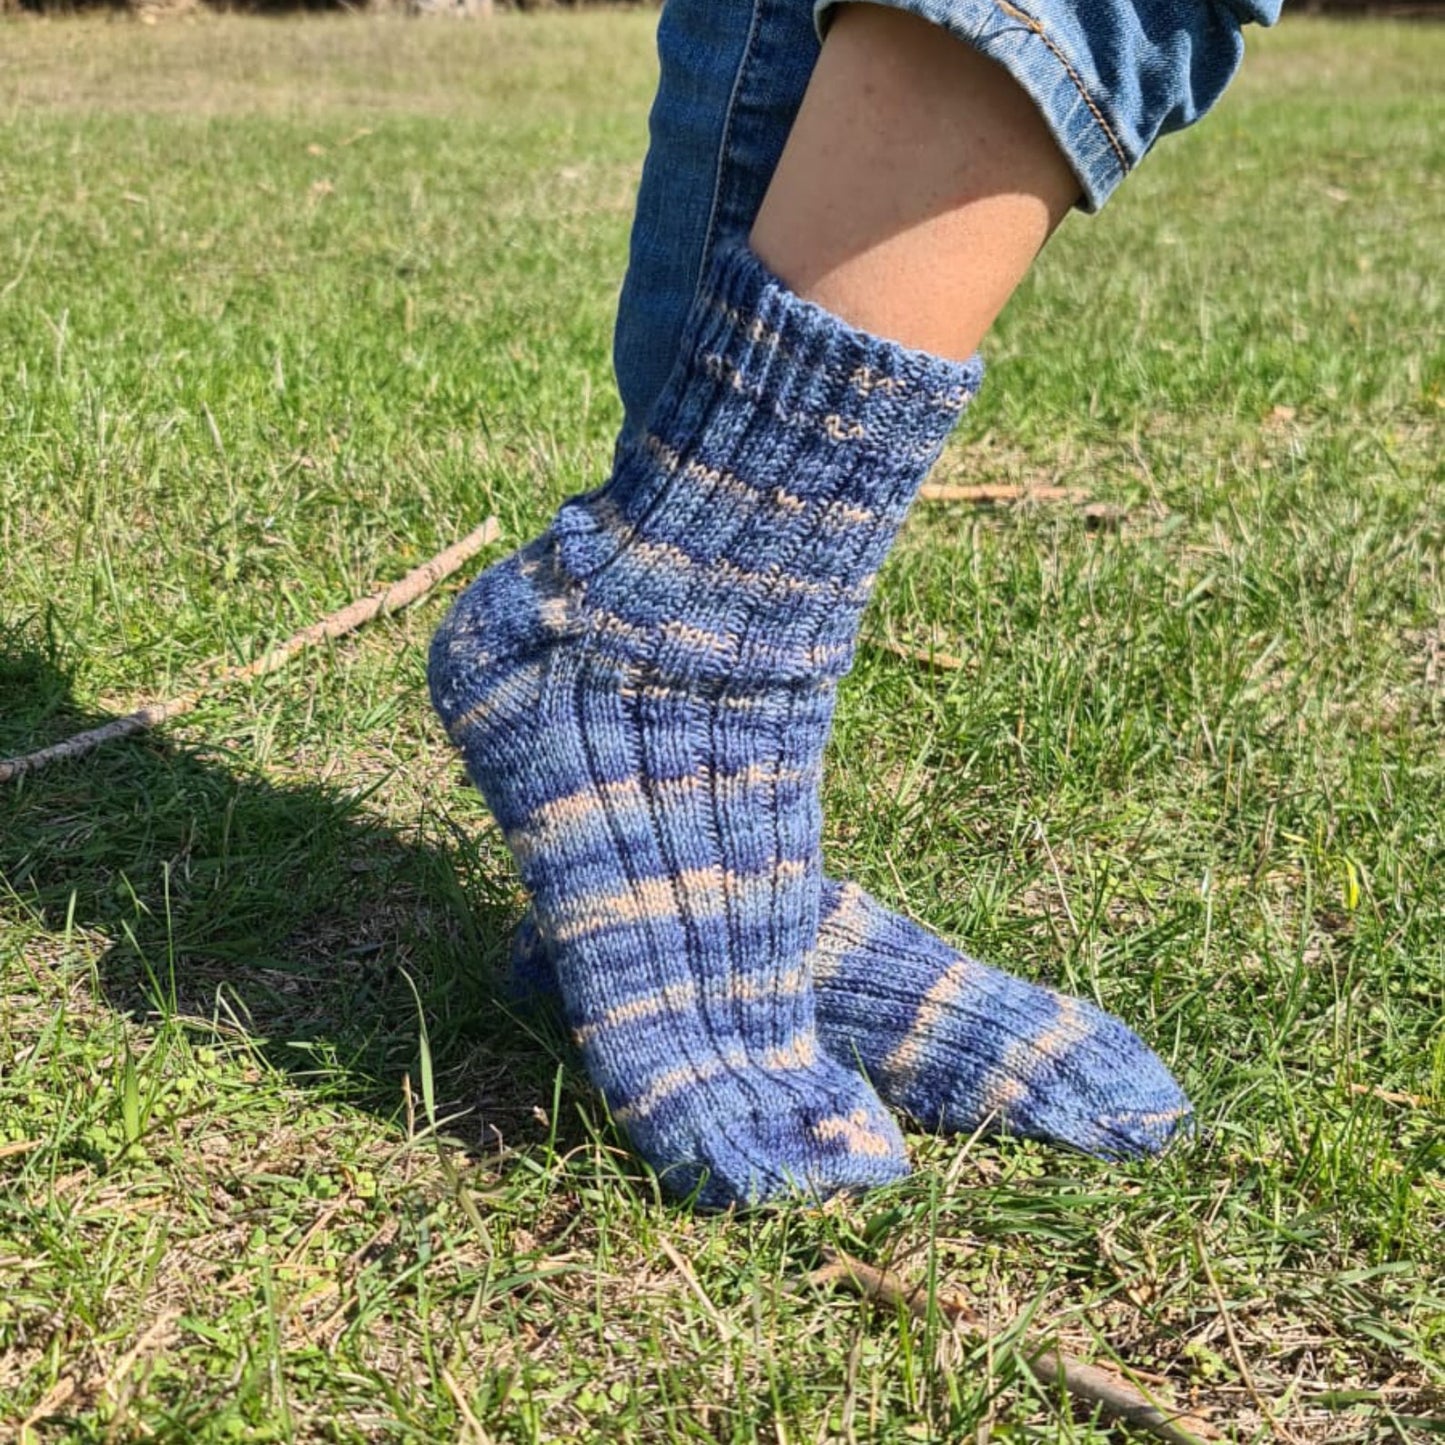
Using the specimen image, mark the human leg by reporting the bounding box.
[750,3,1079,361]
[445,0,1281,1201]
[611,0,819,438]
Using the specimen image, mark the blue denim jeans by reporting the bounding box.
[614,0,1281,436]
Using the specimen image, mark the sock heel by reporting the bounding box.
[428,538,578,745]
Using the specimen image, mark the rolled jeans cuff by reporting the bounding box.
[816,0,1282,211]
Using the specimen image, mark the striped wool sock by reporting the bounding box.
[429,243,981,1208]
[514,880,1191,1160]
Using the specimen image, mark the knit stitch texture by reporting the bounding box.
[514,881,1192,1159]
[429,243,981,1208]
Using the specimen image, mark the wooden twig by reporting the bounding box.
[0,517,501,784]
[867,637,967,672]
[1348,1082,1430,1109]
[811,1249,1220,1445]
[918,483,1089,505]
[18,1374,78,1438]
[918,483,1131,532]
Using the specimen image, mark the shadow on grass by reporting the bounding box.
[0,633,571,1159]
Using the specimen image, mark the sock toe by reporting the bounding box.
[512,911,910,1206]
[1012,1004,1193,1159]
[938,986,1192,1159]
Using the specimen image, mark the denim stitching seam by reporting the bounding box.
[697,0,767,307]
[992,0,1130,177]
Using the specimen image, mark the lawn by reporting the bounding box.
[1,10,1441,1442]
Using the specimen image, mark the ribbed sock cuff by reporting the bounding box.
[675,242,984,464]
[549,243,985,686]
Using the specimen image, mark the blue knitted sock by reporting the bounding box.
[513,882,1192,1161]
[429,244,981,1209]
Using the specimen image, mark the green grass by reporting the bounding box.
[1,11,1442,1442]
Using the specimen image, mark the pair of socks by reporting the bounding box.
[511,879,1190,1162]
[428,243,1189,1209]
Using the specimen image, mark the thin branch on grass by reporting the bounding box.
[441,1366,497,1445]
[917,483,1130,531]
[918,482,1090,505]
[0,226,43,303]
[100,1311,180,1418]
[18,1375,78,1439]
[810,1248,1221,1445]
[1348,1082,1430,1108]
[0,517,501,784]
[867,636,968,672]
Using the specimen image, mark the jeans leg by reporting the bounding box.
[612,0,819,438]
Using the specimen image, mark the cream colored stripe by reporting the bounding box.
[718,860,810,919]
[820,413,867,442]
[977,1075,1027,1121]
[621,670,835,709]
[715,763,809,798]
[812,883,870,984]
[643,432,807,518]
[573,963,811,1050]
[706,304,928,419]
[506,776,643,866]
[508,767,807,864]
[825,881,870,937]
[549,860,810,944]
[807,640,855,669]
[826,499,879,528]
[813,1109,899,1159]
[446,699,495,741]
[761,1034,818,1071]
[849,365,907,399]
[573,979,699,1048]
[701,354,874,444]
[709,297,787,357]
[728,962,809,1004]
[582,489,702,573]
[1015,995,1087,1067]
[882,957,979,1081]
[612,1031,821,1127]
[703,293,966,412]
[549,867,715,943]
[714,555,870,602]
[651,772,709,803]
[445,667,517,741]
[595,488,831,599]
[593,608,650,647]
[972,996,1090,1124]
[627,534,699,578]
[661,619,734,658]
[538,595,572,630]
[613,1052,742,1126]
[719,691,764,712]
